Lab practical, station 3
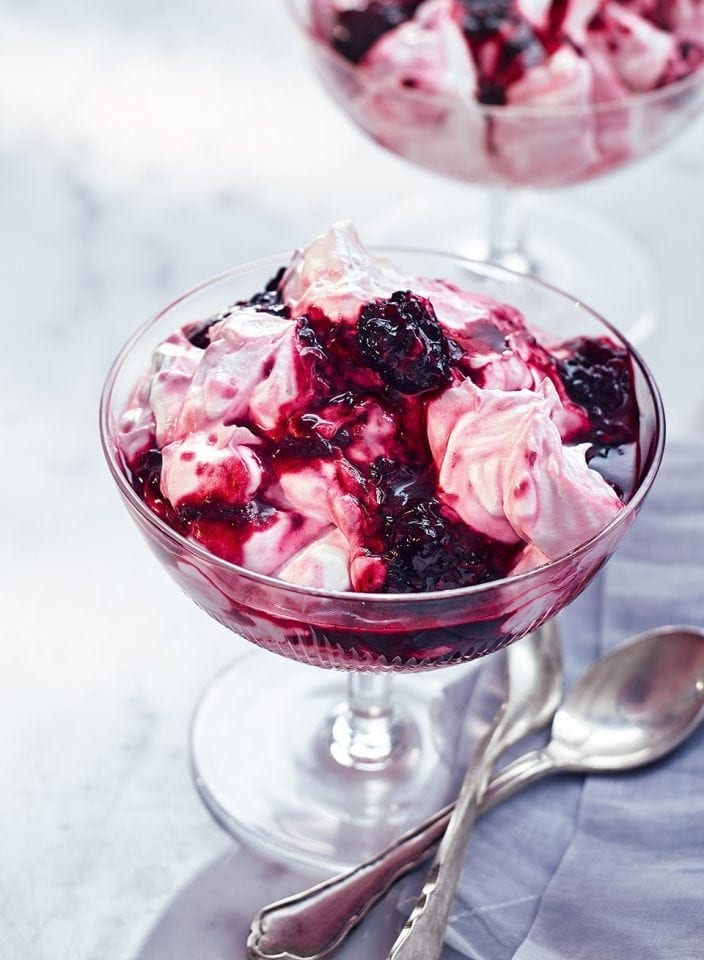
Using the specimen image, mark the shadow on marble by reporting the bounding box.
[133,840,433,960]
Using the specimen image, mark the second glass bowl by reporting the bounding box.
[289,0,704,341]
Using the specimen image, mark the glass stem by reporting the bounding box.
[487,187,534,274]
[329,673,406,771]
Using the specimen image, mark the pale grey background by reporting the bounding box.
[1,2,703,958]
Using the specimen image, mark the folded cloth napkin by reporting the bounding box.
[403,439,704,960]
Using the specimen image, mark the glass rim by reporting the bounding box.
[286,0,704,119]
[99,244,665,606]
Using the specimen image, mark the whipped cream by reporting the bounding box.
[311,0,704,186]
[119,222,639,593]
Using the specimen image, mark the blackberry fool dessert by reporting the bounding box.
[117,222,641,597]
[307,0,704,185]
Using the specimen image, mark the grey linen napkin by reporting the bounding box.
[408,440,704,960]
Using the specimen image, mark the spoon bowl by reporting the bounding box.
[549,626,704,771]
[484,625,704,809]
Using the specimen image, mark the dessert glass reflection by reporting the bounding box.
[100,229,664,870]
[289,0,704,340]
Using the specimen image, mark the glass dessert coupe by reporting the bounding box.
[288,0,704,342]
[100,247,664,872]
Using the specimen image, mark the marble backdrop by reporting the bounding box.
[1,1,703,957]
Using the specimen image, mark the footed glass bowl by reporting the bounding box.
[100,248,664,869]
[296,10,704,190]
[288,0,704,341]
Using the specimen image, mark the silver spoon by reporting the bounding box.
[247,621,563,960]
[248,625,704,960]
[386,620,565,959]
[384,623,704,959]
[385,670,510,960]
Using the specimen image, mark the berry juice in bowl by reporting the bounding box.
[289,0,704,342]
[100,223,663,870]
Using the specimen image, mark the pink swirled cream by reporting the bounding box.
[117,223,639,594]
[308,0,704,185]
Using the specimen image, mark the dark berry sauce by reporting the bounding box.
[326,0,572,104]
[456,0,570,104]
[131,448,178,525]
[370,458,519,591]
[330,0,424,63]
[176,499,278,566]
[660,39,704,86]
[357,291,453,394]
[586,443,638,501]
[327,0,704,114]
[556,336,638,446]
[184,268,289,349]
[240,267,291,317]
[126,275,641,602]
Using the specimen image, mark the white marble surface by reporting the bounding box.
[2,2,704,958]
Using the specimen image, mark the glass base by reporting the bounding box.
[363,187,658,345]
[190,650,480,872]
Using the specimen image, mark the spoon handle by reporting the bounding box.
[482,747,557,812]
[247,746,557,960]
[386,702,508,960]
[247,804,452,960]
